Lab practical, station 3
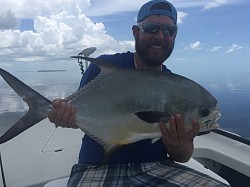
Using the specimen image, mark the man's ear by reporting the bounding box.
[132,25,139,38]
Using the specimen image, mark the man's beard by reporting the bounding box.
[135,38,174,67]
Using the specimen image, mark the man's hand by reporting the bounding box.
[48,99,78,129]
[159,114,200,163]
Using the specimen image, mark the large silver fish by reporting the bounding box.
[0,57,221,155]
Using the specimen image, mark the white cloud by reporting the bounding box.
[190,41,202,50]
[209,83,220,91]
[203,0,227,10]
[175,57,187,62]
[202,0,242,10]
[227,44,243,53]
[0,0,135,62]
[210,45,223,52]
[0,11,20,30]
[0,0,90,19]
[177,12,188,24]
[86,1,187,24]
[182,41,202,51]
[85,1,143,17]
[0,0,246,62]
[85,0,244,16]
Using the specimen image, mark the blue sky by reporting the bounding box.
[0,0,249,71]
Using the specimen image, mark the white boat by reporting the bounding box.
[0,118,249,187]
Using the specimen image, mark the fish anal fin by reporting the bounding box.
[93,145,121,168]
[135,111,171,124]
[83,132,119,167]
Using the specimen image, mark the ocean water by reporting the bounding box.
[0,60,249,139]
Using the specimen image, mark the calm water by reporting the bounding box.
[0,60,250,139]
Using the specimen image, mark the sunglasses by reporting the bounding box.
[137,22,177,37]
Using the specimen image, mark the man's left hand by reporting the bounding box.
[159,114,200,162]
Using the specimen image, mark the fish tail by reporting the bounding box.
[0,68,51,144]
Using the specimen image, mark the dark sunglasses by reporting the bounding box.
[137,22,177,37]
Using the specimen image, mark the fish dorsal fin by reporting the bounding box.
[65,57,119,102]
[71,56,120,73]
[135,111,172,124]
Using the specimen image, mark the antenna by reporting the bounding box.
[72,47,97,74]
[81,47,97,71]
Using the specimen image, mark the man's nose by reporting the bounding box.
[153,28,166,39]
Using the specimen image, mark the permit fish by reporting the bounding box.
[0,57,221,156]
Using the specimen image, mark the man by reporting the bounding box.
[48,0,229,186]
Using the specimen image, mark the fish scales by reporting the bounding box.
[70,69,168,147]
[66,63,219,151]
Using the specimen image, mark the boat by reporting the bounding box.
[0,118,249,187]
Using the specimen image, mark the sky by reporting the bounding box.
[0,0,249,73]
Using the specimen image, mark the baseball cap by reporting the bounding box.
[137,0,177,25]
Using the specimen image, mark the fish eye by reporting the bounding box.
[199,108,210,117]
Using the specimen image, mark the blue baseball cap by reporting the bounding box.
[137,0,177,25]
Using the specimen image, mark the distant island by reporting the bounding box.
[37,70,66,72]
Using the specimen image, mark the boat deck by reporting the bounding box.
[1,119,249,186]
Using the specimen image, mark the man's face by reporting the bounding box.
[133,15,177,66]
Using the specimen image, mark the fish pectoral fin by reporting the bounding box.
[135,111,171,124]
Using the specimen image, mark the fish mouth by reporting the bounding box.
[203,113,221,128]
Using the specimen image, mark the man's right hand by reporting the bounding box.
[48,99,78,129]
